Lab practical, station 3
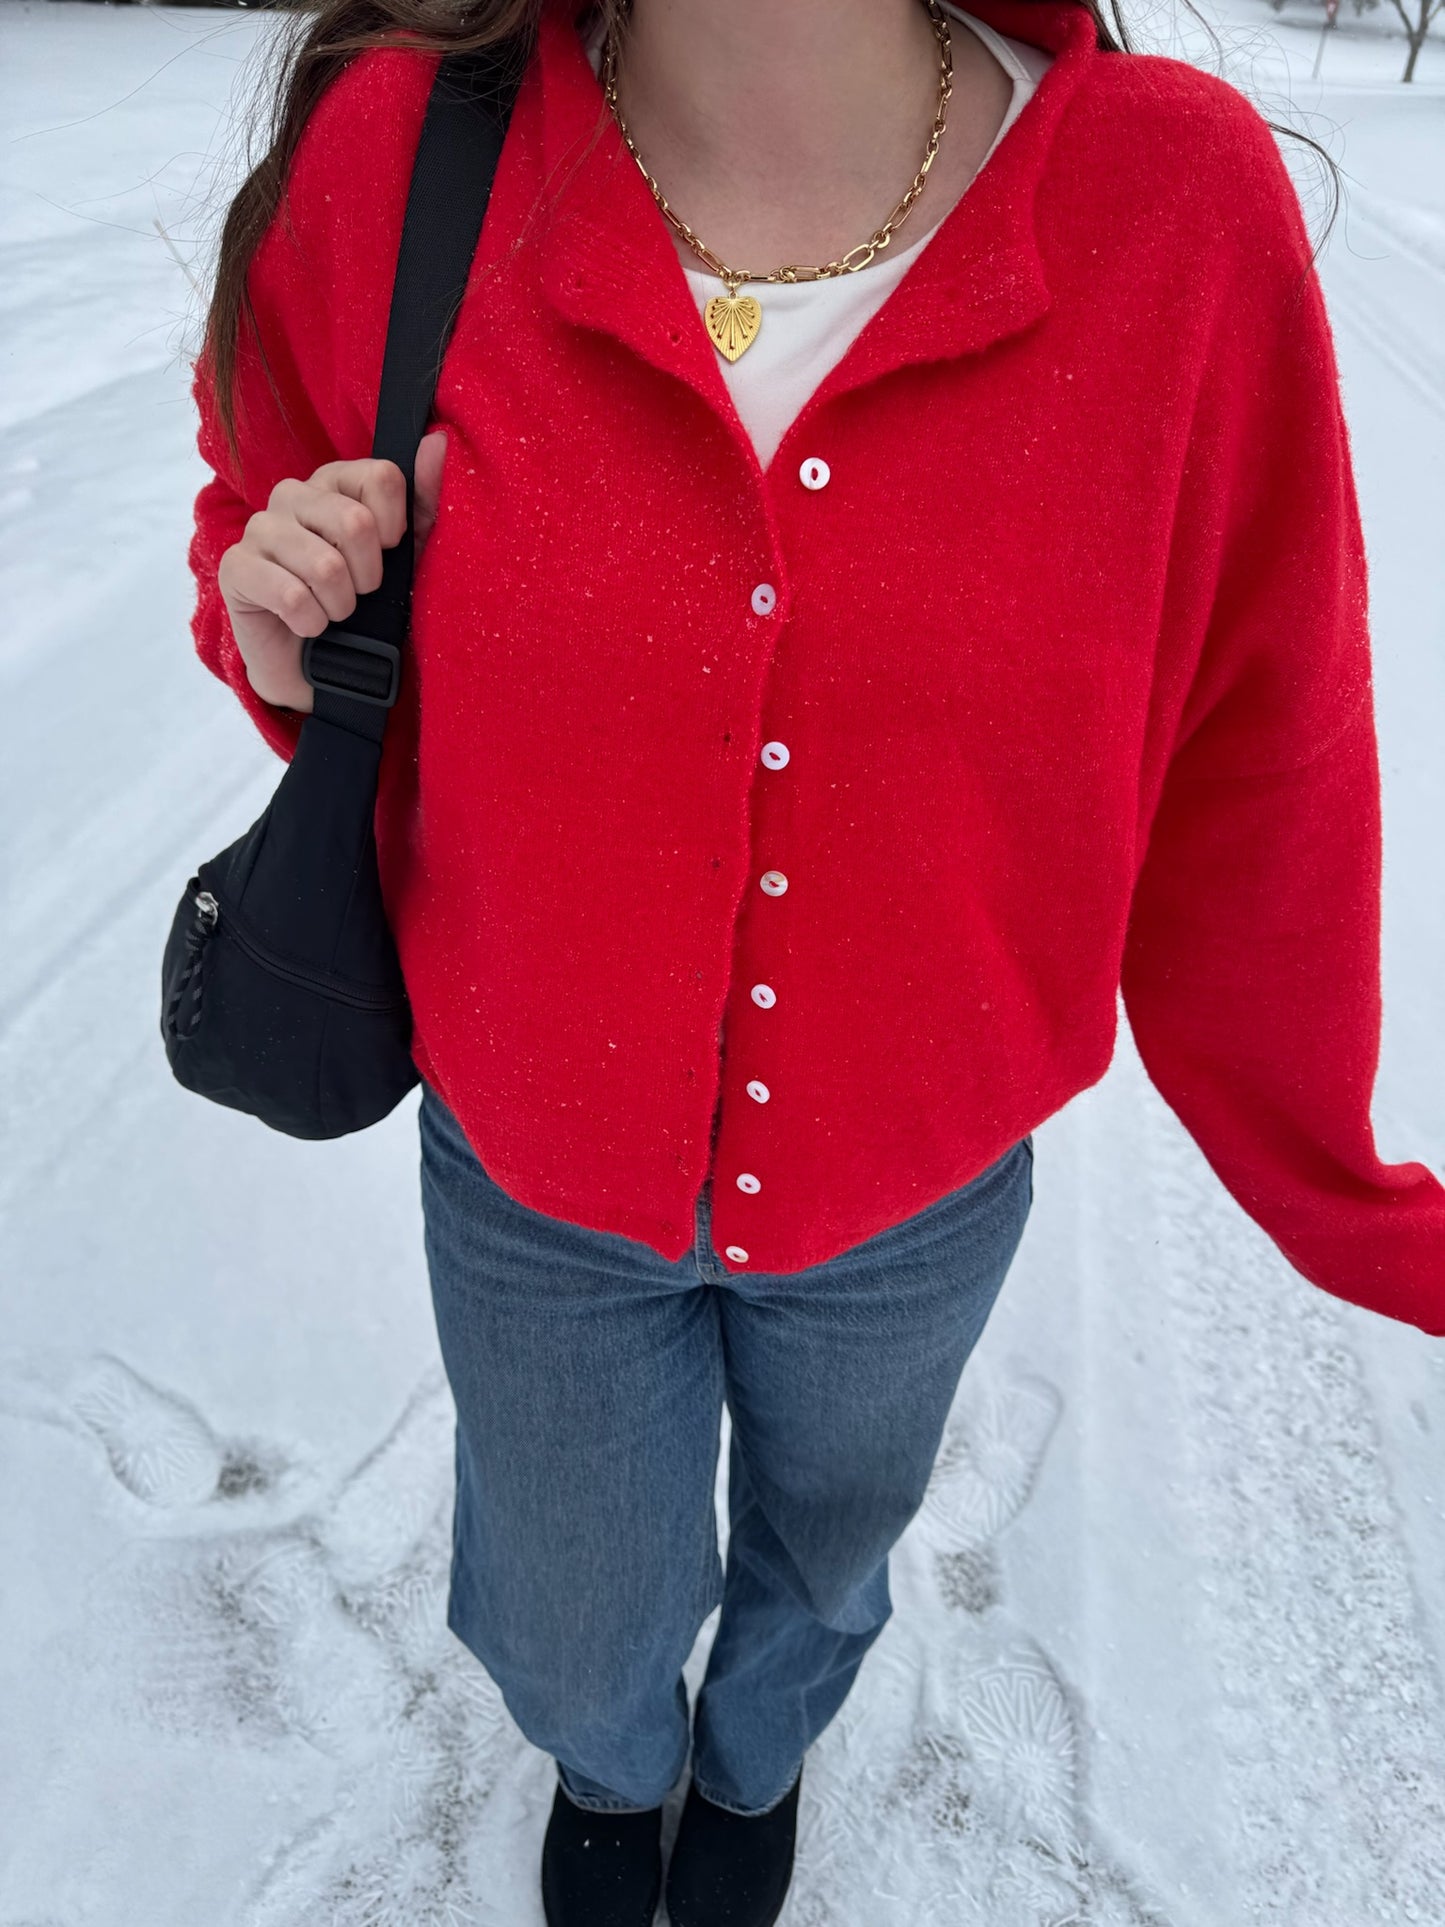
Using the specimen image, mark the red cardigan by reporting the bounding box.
[189,0,1445,1332]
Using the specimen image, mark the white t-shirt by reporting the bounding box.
[584,5,1054,468]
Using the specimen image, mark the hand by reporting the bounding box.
[217,429,448,713]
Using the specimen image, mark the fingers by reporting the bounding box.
[267,478,386,598]
[221,542,335,637]
[303,457,409,549]
[233,511,364,628]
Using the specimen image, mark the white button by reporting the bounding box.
[736,1172,761,1194]
[799,457,830,491]
[746,1079,770,1103]
[751,582,777,617]
[750,983,776,1009]
[759,870,788,896]
[760,741,790,770]
[725,1246,750,1263]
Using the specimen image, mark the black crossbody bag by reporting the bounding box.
[160,48,522,1139]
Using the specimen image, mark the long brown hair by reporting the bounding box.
[205,0,1328,461]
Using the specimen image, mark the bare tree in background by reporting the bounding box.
[1383,0,1445,75]
[1273,0,1443,77]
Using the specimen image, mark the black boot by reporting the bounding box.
[664,1766,802,1927]
[541,1781,664,1927]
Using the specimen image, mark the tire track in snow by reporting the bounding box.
[1327,276,1445,422]
[1140,1076,1445,1927]
[1323,197,1445,421]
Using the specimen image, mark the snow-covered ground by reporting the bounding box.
[1,3,1442,1922]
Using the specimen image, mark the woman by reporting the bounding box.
[189,0,1445,1920]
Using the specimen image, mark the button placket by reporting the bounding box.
[724,460,830,1264]
[727,601,793,1264]
[731,761,792,1240]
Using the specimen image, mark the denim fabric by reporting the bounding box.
[418,1081,1032,1817]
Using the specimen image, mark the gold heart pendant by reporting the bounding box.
[704,291,762,363]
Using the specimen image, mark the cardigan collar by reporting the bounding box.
[530,0,1099,431]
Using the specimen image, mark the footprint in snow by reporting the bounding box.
[23,1355,512,1924]
[917,1365,1062,1618]
[0,1349,289,1510]
[15,1349,1162,1924]
[784,1358,1168,1925]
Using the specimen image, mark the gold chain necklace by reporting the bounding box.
[601,0,955,363]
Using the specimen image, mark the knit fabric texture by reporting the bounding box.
[188,0,1445,1331]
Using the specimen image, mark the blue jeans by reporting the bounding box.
[418,1082,1032,1817]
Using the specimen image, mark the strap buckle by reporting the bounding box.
[302,628,402,709]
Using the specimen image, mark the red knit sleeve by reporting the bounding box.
[1119,148,1445,1333]
[187,46,440,760]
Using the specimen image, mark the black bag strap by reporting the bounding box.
[303,45,526,743]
